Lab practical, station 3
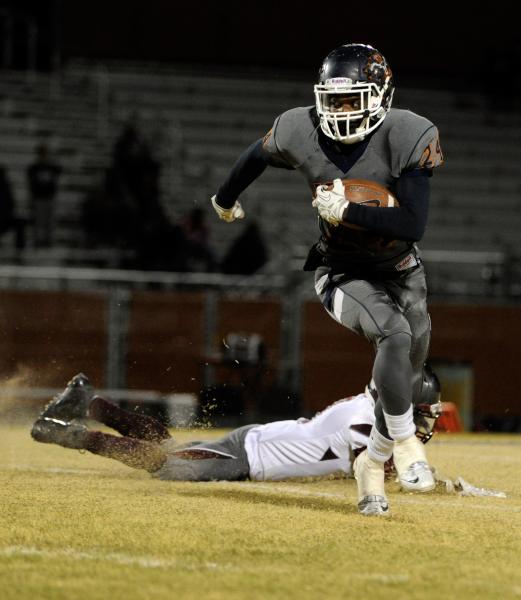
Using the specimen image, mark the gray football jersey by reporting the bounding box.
[263,107,442,272]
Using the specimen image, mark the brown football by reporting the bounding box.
[329,178,399,208]
[323,178,399,231]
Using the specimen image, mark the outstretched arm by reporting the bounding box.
[211,135,293,221]
[215,139,270,208]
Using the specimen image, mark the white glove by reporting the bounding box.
[211,195,245,223]
[312,178,349,226]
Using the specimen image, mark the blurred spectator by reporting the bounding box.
[182,207,216,272]
[82,166,189,272]
[113,120,158,205]
[135,213,189,272]
[83,119,201,272]
[82,169,129,248]
[221,221,268,275]
[26,144,62,247]
[0,165,26,250]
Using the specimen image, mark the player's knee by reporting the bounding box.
[379,330,412,356]
[362,309,411,343]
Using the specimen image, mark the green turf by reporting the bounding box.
[1,425,520,600]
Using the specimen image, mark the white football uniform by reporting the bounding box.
[244,393,375,481]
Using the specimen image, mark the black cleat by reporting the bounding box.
[31,417,88,449]
[38,373,94,422]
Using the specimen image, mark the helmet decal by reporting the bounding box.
[364,52,392,86]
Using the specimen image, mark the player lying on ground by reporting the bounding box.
[30,369,441,485]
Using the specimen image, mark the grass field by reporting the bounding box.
[1,421,520,600]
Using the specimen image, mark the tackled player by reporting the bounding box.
[210,43,444,515]
[30,370,442,485]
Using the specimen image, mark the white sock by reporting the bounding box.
[367,426,394,462]
[384,405,415,441]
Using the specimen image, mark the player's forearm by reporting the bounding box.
[343,172,430,241]
[215,139,269,207]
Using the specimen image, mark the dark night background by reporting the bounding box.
[2,0,520,88]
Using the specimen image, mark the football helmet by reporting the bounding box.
[314,43,395,144]
[365,364,442,444]
[414,364,442,444]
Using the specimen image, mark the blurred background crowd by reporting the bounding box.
[0,1,519,285]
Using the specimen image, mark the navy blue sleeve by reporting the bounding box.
[215,137,294,208]
[215,139,270,208]
[343,170,431,241]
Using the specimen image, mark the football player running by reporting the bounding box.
[30,369,442,485]
[210,43,444,515]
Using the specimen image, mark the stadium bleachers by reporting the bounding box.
[0,62,520,293]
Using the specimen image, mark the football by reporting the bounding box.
[329,178,399,208]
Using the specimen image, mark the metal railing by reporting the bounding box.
[0,252,519,407]
[0,264,305,396]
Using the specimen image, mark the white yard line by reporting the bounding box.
[354,573,410,583]
[0,464,104,475]
[0,545,234,572]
